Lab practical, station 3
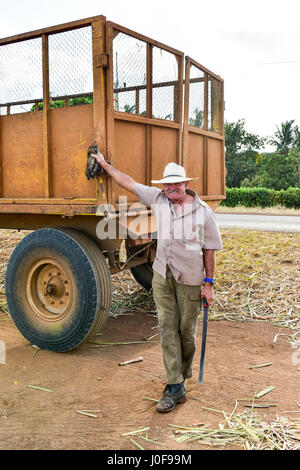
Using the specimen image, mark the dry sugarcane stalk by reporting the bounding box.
[143,397,159,403]
[249,362,272,369]
[171,410,300,450]
[244,404,277,408]
[130,438,145,450]
[137,435,164,446]
[119,356,144,366]
[122,427,150,436]
[255,386,275,399]
[145,333,160,341]
[27,385,53,393]
[76,410,98,418]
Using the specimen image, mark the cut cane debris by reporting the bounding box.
[110,279,155,318]
[76,410,98,418]
[122,427,150,436]
[234,416,260,442]
[121,426,163,449]
[249,362,272,369]
[254,386,275,399]
[145,333,160,341]
[27,385,53,393]
[119,356,143,366]
[171,409,300,449]
[143,396,159,403]
[198,405,225,414]
[210,231,300,339]
[130,438,144,450]
[273,333,286,343]
[137,435,164,446]
[169,424,199,429]
[31,345,40,357]
[244,403,277,408]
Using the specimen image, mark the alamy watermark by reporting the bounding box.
[95,196,204,250]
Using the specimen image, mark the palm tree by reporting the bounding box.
[123,104,136,114]
[268,120,296,156]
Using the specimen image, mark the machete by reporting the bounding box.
[198,297,209,384]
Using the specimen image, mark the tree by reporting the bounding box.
[248,152,299,190]
[267,120,300,188]
[294,125,300,150]
[225,119,265,188]
[30,96,93,111]
[189,108,204,128]
[123,104,136,113]
[268,120,296,156]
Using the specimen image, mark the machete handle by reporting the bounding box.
[202,297,209,308]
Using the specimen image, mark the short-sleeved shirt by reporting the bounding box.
[134,183,223,286]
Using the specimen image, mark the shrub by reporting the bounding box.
[277,187,300,209]
[221,187,300,209]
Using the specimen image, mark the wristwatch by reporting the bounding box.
[204,277,214,285]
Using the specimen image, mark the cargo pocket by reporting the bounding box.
[188,294,202,301]
[186,294,202,319]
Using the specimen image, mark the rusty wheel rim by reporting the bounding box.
[26,258,73,322]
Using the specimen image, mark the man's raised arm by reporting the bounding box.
[92,151,136,194]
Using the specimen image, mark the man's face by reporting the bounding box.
[163,181,188,203]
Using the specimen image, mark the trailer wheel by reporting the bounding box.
[5,228,112,352]
[130,264,153,292]
[126,243,153,292]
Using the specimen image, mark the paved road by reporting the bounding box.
[215,213,300,233]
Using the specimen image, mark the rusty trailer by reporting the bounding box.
[0,15,225,351]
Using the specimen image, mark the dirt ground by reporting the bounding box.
[0,307,299,451]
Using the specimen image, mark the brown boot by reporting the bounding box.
[156,383,186,413]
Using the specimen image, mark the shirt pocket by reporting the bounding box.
[178,239,203,253]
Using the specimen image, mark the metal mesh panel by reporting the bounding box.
[152,47,179,121]
[208,76,222,134]
[4,104,35,115]
[48,26,93,99]
[0,38,42,115]
[188,65,205,128]
[113,32,147,115]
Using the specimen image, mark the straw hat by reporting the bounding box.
[151,162,197,184]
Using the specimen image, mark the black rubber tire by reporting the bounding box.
[57,228,112,337]
[126,243,154,292]
[130,264,153,292]
[5,228,112,352]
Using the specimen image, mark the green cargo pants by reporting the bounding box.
[152,267,202,384]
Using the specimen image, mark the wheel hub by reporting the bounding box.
[27,259,73,321]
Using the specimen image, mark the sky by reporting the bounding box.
[1,0,300,150]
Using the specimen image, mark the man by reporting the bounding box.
[92,151,222,412]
